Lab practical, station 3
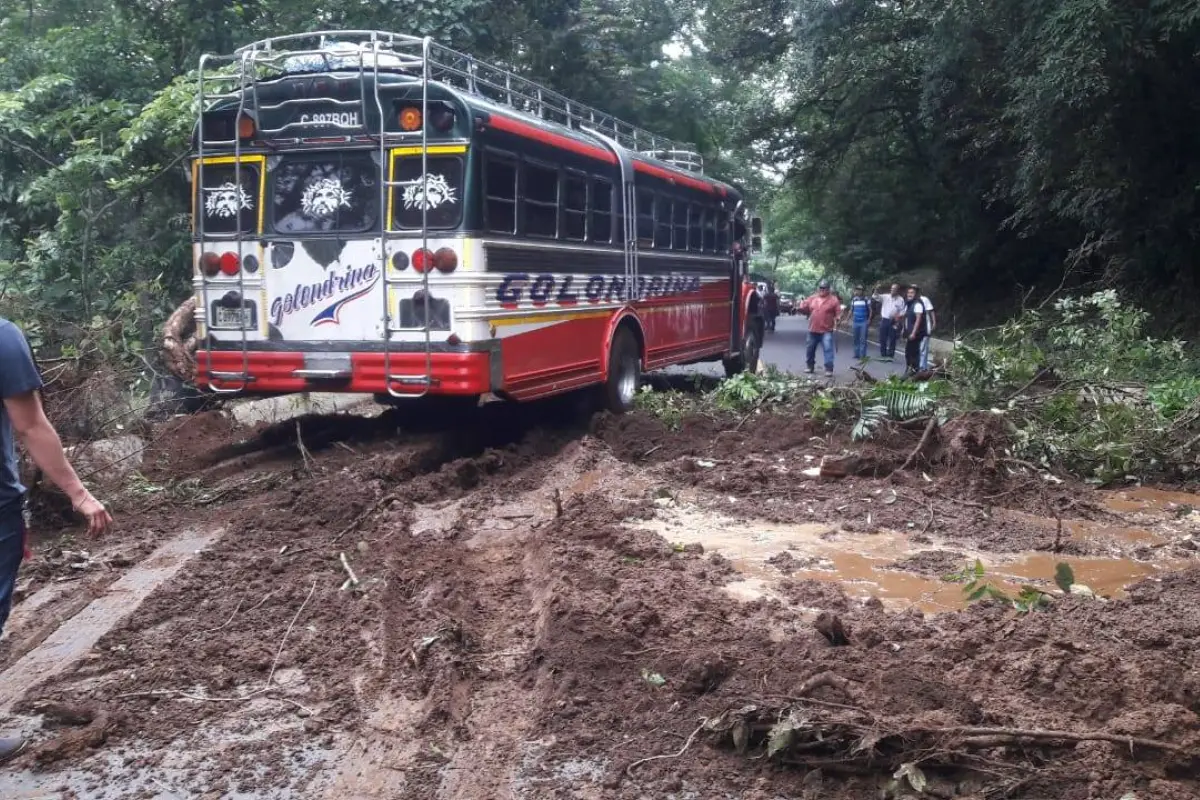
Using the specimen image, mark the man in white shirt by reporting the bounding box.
[873,283,904,361]
[918,292,936,370]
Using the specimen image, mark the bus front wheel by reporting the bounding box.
[723,322,763,378]
[604,328,641,414]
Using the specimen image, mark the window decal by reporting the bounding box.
[401,174,458,212]
[205,182,253,219]
[300,177,354,219]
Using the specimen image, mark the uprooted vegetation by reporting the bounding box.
[638,291,1200,485]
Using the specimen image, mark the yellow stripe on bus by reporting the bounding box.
[489,310,611,327]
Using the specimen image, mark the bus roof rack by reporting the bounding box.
[212,30,705,174]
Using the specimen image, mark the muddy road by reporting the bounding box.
[1,395,1199,799]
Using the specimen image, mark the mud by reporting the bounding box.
[2,400,1199,799]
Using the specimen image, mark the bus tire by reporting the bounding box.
[604,328,641,414]
[723,321,763,378]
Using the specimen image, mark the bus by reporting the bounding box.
[189,31,763,413]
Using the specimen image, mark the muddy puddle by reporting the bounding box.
[1103,486,1200,514]
[635,505,1186,613]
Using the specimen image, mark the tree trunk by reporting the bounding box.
[161,297,198,381]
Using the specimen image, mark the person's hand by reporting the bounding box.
[73,492,113,536]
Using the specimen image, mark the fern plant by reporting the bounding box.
[851,378,943,440]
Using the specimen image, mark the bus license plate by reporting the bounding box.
[214,306,252,329]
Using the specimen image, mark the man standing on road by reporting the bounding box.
[764,283,779,333]
[0,317,112,764]
[918,290,937,370]
[874,283,904,361]
[903,286,927,375]
[847,285,872,360]
[797,279,843,378]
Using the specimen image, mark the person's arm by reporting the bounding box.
[928,309,937,333]
[4,393,111,536]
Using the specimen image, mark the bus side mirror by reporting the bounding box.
[751,216,763,235]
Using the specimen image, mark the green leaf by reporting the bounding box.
[967,584,989,602]
[894,762,928,793]
[1054,562,1075,593]
[766,718,796,758]
[974,559,985,579]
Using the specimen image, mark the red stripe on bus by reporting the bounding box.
[633,162,720,195]
[488,115,617,164]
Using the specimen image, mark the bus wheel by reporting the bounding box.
[604,328,641,414]
[723,323,763,378]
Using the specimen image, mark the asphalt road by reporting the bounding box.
[666,313,908,384]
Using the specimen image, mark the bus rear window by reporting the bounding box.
[392,155,464,230]
[271,153,379,234]
[198,163,258,236]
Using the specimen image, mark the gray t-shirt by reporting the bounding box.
[0,318,44,514]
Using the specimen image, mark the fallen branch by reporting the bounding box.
[265,580,318,689]
[794,671,865,704]
[626,721,707,776]
[925,726,1184,754]
[332,492,399,542]
[339,552,360,590]
[895,416,938,474]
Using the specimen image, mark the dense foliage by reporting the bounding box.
[714,0,1200,326]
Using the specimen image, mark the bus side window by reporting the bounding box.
[717,214,731,252]
[591,178,613,244]
[702,208,717,252]
[524,161,558,238]
[672,200,688,251]
[563,171,587,242]
[636,190,654,246]
[484,153,517,235]
[655,195,672,249]
[688,205,703,251]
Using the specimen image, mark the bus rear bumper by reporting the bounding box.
[197,349,495,396]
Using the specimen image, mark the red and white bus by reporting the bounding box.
[191,31,763,412]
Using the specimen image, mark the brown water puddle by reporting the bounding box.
[1003,509,1167,547]
[635,508,1182,613]
[1104,487,1200,514]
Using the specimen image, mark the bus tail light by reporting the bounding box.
[391,251,409,271]
[200,252,221,277]
[219,252,241,276]
[411,248,434,273]
[433,247,458,273]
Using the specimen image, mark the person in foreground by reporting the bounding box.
[797,279,843,378]
[0,317,112,765]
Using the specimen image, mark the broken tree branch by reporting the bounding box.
[626,721,707,776]
[339,552,360,589]
[896,416,938,474]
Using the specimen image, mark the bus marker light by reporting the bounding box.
[219,252,241,276]
[399,107,422,131]
[433,247,458,272]
[238,115,256,139]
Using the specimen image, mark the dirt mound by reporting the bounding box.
[9,402,1200,799]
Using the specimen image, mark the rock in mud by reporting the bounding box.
[813,612,851,646]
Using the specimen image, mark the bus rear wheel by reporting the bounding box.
[604,328,641,414]
[723,322,763,378]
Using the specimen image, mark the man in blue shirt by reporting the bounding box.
[847,285,873,360]
[0,317,111,763]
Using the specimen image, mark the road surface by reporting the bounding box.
[667,313,907,384]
